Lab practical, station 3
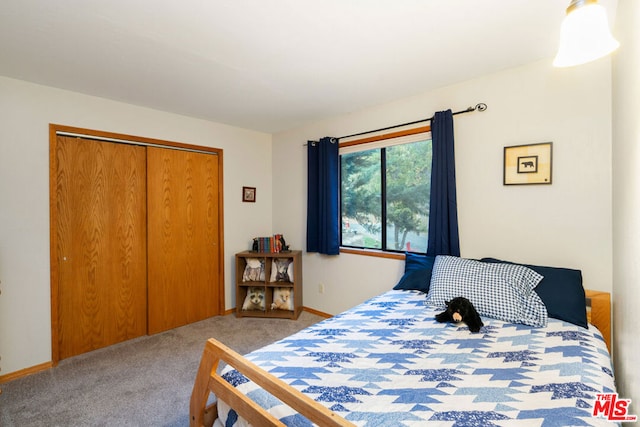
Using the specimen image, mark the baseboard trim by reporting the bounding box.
[230,306,332,319]
[302,306,332,318]
[0,361,53,384]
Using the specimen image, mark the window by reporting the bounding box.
[340,131,432,254]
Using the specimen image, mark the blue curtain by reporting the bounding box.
[307,137,340,255]
[427,110,461,257]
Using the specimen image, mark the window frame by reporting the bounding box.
[339,125,432,259]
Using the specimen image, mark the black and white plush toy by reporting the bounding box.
[435,296,484,333]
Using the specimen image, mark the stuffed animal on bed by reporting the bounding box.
[271,287,293,311]
[242,287,265,311]
[435,296,484,333]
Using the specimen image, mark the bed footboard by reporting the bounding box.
[189,338,354,427]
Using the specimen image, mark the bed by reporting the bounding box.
[190,255,617,427]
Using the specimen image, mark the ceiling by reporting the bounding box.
[0,0,618,134]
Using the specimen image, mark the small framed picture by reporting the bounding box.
[242,186,256,202]
[504,142,552,185]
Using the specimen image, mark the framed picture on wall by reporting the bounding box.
[504,142,552,185]
[242,186,256,202]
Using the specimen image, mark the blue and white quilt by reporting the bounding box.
[217,290,618,427]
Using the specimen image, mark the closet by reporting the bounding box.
[147,146,221,334]
[50,125,224,362]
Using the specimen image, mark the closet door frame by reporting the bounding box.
[49,124,225,365]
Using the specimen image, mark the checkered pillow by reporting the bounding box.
[426,255,548,327]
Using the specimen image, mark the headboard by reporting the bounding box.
[585,289,611,352]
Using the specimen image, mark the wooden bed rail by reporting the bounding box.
[190,338,355,427]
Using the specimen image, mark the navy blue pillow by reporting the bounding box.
[393,253,435,293]
[481,258,587,328]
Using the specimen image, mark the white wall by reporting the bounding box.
[612,0,640,408]
[0,76,272,376]
[273,58,613,316]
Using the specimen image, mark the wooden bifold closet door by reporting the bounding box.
[55,136,148,359]
[147,147,220,334]
[52,128,222,361]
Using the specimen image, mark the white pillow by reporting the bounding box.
[271,287,294,311]
[242,258,265,282]
[269,258,294,283]
[426,255,548,327]
[242,286,265,311]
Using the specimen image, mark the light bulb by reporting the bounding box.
[553,1,619,67]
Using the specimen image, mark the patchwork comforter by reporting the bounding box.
[217,290,618,426]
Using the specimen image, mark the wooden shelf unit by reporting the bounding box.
[235,250,302,319]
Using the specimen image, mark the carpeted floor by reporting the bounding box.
[0,311,324,427]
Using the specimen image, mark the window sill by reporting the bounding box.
[339,247,405,260]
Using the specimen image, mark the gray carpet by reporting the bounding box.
[0,312,324,427]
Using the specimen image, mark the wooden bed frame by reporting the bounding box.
[189,337,354,427]
[190,290,611,427]
[585,289,611,352]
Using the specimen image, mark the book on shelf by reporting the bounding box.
[253,234,286,253]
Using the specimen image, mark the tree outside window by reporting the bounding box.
[341,137,431,253]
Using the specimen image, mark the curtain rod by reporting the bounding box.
[337,103,487,141]
[305,103,487,146]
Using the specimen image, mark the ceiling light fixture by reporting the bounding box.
[553,0,620,67]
